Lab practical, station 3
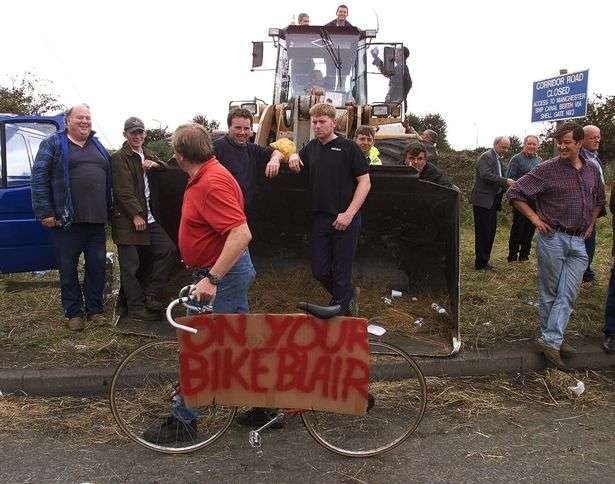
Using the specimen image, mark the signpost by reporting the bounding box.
[531,69,589,123]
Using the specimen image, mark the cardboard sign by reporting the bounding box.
[177,313,369,415]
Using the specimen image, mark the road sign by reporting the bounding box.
[531,70,589,123]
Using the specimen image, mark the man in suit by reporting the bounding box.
[470,136,514,270]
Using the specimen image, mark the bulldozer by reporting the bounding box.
[149,24,461,356]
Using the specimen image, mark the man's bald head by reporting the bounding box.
[583,125,601,151]
[65,104,92,143]
[493,136,511,156]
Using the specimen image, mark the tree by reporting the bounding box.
[144,125,172,161]
[508,135,522,157]
[538,94,615,162]
[192,114,220,132]
[404,112,451,151]
[0,72,64,115]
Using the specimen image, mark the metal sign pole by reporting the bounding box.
[552,68,568,158]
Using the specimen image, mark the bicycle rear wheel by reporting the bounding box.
[301,340,426,457]
[109,340,236,454]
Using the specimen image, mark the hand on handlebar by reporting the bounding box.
[192,277,217,304]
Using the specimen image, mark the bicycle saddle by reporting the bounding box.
[297,302,342,320]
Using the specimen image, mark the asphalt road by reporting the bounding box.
[1,398,614,483]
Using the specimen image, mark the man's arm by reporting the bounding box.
[506,157,519,180]
[264,149,284,178]
[333,174,371,230]
[477,152,513,187]
[192,223,252,302]
[31,137,57,227]
[111,154,146,231]
[512,200,553,234]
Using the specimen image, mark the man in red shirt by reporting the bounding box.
[175,123,254,312]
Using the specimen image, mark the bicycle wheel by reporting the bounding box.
[109,340,236,454]
[301,340,426,457]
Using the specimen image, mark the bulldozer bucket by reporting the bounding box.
[147,164,460,356]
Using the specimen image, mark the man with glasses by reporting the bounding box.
[111,117,177,322]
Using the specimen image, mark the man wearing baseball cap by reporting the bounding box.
[110,116,178,322]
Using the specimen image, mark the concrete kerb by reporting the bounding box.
[1,339,613,397]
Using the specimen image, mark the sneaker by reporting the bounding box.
[65,315,85,331]
[560,340,577,358]
[142,415,198,444]
[145,295,165,312]
[534,339,567,369]
[236,408,285,429]
[603,336,615,354]
[87,313,106,326]
[126,308,160,322]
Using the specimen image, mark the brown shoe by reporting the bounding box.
[535,339,567,369]
[560,340,577,358]
[87,313,107,326]
[65,316,85,332]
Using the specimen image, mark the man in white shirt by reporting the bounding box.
[110,117,178,322]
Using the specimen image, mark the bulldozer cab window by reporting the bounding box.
[282,30,364,106]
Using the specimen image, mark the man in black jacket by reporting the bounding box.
[403,142,451,187]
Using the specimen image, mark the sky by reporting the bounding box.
[2,0,613,150]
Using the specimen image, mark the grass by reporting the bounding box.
[458,204,610,349]
[1,198,612,367]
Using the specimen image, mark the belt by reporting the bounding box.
[555,226,584,237]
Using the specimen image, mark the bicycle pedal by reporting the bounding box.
[249,430,262,448]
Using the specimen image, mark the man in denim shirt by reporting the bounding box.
[580,125,605,283]
[506,135,541,262]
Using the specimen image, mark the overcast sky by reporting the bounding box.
[3,0,613,150]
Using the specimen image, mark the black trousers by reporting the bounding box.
[583,228,597,280]
[507,205,536,261]
[117,222,178,311]
[311,213,361,313]
[473,204,499,269]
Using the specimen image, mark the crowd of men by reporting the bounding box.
[26,3,613,441]
[470,122,614,364]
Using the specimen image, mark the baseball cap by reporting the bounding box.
[124,116,145,133]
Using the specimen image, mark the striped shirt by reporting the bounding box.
[506,154,605,232]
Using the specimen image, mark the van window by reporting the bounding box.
[3,123,55,187]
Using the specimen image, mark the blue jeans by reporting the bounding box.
[536,231,588,349]
[190,250,256,314]
[51,223,106,318]
[603,265,615,336]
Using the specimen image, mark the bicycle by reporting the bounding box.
[109,287,427,458]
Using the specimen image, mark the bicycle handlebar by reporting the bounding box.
[165,285,214,335]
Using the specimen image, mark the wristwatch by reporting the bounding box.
[205,270,221,285]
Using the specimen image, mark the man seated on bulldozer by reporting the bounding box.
[213,108,284,219]
[353,125,382,165]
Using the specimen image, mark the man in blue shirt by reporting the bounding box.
[580,125,604,283]
[506,135,541,262]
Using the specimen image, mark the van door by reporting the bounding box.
[0,115,63,273]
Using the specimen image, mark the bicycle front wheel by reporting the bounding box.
[109,340,236,454]
[301,340,426,457]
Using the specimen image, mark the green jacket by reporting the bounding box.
[110,142,167,245]
[368,146,382,165]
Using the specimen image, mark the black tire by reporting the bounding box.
[109,340,236,454]
[301,340,426,457]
